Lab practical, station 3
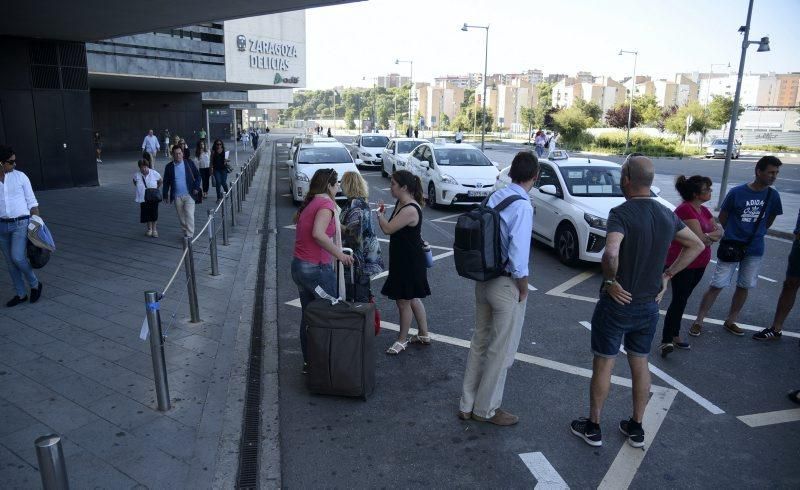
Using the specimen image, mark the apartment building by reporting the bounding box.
[775,73,800,107]
[413,83,466,127]
[376,73,410,89]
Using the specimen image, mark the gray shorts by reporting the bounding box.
[710,255,763,289]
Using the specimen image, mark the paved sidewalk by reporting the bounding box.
[0,142,269,488]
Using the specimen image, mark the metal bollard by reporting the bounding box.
[143,291,170,411]
[240,168,247,202]
[207,209,219,276]
[182,238,201,323]
[230,185,237,227]
[221,198,229,245]
[35,434,69,490]
[236,174,243,212]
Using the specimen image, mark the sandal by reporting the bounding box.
[386,340,408,355]
[408,334,431,345]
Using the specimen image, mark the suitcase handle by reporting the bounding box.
[338,248,355,300]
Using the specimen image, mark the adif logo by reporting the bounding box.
[236,35,246,51]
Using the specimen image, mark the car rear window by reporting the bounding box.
[362,136,389,147]
[298,147,352,164]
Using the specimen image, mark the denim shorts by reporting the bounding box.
[787,239,800,279]
[590,295,659,358]
[709,255,763,289]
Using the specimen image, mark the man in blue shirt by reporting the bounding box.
[755,208,800,340]
[162,146,201,238]
[458,151,537,426]
[693,156,783,337]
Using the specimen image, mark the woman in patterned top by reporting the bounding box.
[340,171,384,302]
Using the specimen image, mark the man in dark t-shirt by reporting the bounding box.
[570,155,704,449]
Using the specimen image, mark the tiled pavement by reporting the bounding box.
[0,142,269,488]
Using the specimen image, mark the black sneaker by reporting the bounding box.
[659,343,674,359]
[752,328,782,341]
[619,418,645,448]
[6,295,28,307]
[570,417,602,447]
[30,283,43,303]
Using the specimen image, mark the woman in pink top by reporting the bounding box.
[291,168,354,374]
[660,175,723,357]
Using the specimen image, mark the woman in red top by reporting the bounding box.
[291,169,354,374]
[660,175,723,357]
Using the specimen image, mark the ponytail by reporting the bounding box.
[675,174,712,202]
[412,175,424,206]
[391,169,425,208]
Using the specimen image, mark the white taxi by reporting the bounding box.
[288,140,361,204]
[288,135,336,162]
[348,133,390,169]
[494,150,674,265]
[406,142,499,207]
[381,138,428,177]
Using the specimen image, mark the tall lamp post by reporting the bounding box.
[717,0,770,209]
[395,59,413,132]
[362,76,378,132]
[461,22,489,151]
[618,49,638,154]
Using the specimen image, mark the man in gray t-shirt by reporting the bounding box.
[570,155,704,449]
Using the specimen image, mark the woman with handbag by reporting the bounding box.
[659,175,722,357]
[211,139,230,202]
[340,171,384,302]
[133,159,162,237]
[376,170,431,355]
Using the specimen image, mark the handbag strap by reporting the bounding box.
[744,187,772,246]
[141,172,150,189]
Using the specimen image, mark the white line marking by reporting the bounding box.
[546,271,597,297]
[518,452,569,489]
[283,224,296,230]
[431,212,463,223]
[370,251,454,281]
[578,321,724,415]
[281,193,291,197]
[381,188,390,191]
[279,177,288,180]
[528,283,538,292]
[285,298,301,307]
[376,237,452,251]
[766,235,794,244]
[598,388,677,490]
[737,408,800,427]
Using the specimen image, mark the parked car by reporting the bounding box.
[705,138,741,159]
[348,134,390,169]
[288,140,361,204]
[381,138,428,177]
[405,142,499,207]
[494,151,674,265]
[288,135,337,162]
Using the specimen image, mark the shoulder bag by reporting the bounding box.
[142,173,162,203]
[717,187,772,262]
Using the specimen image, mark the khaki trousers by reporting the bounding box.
[174,194,195,237]
[459,276,527,419]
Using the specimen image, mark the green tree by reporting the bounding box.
[461,89,475,109]
[665,102,711,140]
[551,106,594,142]
[520,107,536,136]
[707,95,744,129]
[532,82,555,129]
[574,98,603,123]
[632,95,661,126]
[344,108,355,130]
[439,113,450,130]
[452,105,493,132]
[605,105,642,129]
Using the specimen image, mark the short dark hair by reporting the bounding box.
[675,175,712,201]
[171,145,183,154]
[756,155,782,171]
[0,145,14,162]
[508,151,539,183]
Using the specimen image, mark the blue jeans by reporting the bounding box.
[535,145,544,157]
[590,294,659,358]
[214,170,229,200]
[0,219,39,297]
[291,258,336,363]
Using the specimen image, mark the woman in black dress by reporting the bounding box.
[376,170,431,355]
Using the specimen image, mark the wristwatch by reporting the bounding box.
[602,279,615,290]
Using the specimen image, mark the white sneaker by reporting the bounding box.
[146,229,153,237]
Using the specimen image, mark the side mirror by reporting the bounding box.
[651,186,661,195]
[421,161,430,169]
[355,158,363,165]
[539,184,560,197]
[286,159,294,167]
[389,149,395,154]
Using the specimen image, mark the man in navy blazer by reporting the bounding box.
[162,146,202,238]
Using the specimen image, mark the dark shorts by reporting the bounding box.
[590,294,659,358]
[788,239,800,279]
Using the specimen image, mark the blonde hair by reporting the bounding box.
[341,171,369,199]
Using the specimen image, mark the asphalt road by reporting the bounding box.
[272,136,800,488]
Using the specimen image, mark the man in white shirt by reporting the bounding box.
[0,145,43,307]
[142,129,161,164]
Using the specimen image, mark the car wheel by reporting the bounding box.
[555,223,580,266]
[427,182,438,208]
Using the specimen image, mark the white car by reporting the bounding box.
[349,134,390,169]
[288,135,336,162]
[381,138,428,177]
[494,151,674,265]
[406,142,499,207]
[288,140,361,204]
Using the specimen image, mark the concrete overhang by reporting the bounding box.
[88,71,281,93]
[2,0,360,42]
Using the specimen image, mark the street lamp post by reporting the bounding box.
[362,76,378,132]
[717,0,770,209]
[618,49,638,154]
[395,59,413,132]
[461,23,490,151]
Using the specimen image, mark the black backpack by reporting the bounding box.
[453,193,526,281]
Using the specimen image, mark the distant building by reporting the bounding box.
[413,83,466,128]
[775,73,800,107]
[376,73,410,89]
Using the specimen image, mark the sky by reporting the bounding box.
[303,0,800,90]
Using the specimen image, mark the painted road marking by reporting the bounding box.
[548,271,799,339]
[431,212,463,223]
[518,452,569,489]
[376,237,452,251]
[281,193,291,197]
[578,321,724,415]
[370,250,453,281]
[737,408,800,428]
[598,388,678,490]
[283,224,296,230]
[528,283,538,292]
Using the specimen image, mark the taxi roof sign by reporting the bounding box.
[547,149,569,160]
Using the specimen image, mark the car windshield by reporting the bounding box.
[398,141,422,153]
[712,139,728,145]
[558,166,624,197]
[297,147,352,164]
[362,136,389,147]
[433,148,492,166]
